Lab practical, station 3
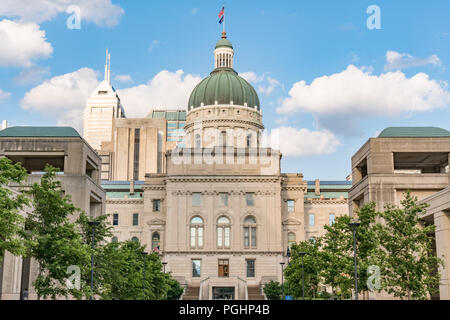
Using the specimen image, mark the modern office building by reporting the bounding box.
[348,126,450,299]
[0,126,105,300]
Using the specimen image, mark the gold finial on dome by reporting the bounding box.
[222,31,227,39]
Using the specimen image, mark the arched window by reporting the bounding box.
[243,216,257,248]
[217,216,231,249]
[195,134,201,148]
[152,232,160,251]
[111,236,118,243]
[288,232,296,248]
[247,134,252,148]
[131,236,139,242]
[190,216,204,248]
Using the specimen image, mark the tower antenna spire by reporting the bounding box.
[104,48,109,82]
[104,48,111,84]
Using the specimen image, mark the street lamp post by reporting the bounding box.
[299,252,306,300]
[280,262,285,300]
[142,252,148,300]
[162,262,167,273]
[88,221,100,301]
[349,221,361,300]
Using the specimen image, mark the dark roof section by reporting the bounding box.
[378,127,450,138]
[0,126,81,137]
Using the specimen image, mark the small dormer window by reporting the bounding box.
[98,91,107,95]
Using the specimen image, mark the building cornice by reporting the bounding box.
[304,198,348,205]
[106,198,144,204]
[163,250,284,256]
[166,176,282,183]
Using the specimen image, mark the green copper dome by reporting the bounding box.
[188,68,260,111]
[215,38,233,49]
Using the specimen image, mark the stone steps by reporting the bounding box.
[182,286,200,300]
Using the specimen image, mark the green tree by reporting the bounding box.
[166,276,184,300]
[263,280,282,300]
[320,203,381,300]
[25,165,91,299]
[285,239,323,299]
[320,215,354,299]
[97,240,169,300]
[76,211,113,299]
[377,191,444,300]
[0,157,31,261]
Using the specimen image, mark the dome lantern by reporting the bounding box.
[214,32,234,69]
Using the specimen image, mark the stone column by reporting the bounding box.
[434,210,450,300]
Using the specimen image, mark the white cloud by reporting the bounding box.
[118,70,202,117]
[0,19,53,67]
[20,68,100,132]
[191,8,199,15]
[384,50,441,71]
[114,74,133,83]
[278,65,450,118]
[0,88,11,101]
[240,71,264,83]
[239,71,282,96]
[14,66,50,85]
[265,127,340,157]
[0,0,124,26]
[148,40,160,53]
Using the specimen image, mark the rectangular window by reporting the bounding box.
[133,128,140,180]
[190,227,196,248]
[251,227,257,247]
[309,213,315,226]
[113,213,119,226]
[192,259,201,277]
[246,259,255,278]
[244,227,249,247]
[132,213,139,226]
[245,193,255,206]
[329,213,335,225]
[197,227,203,247]
[217,227,223,247]
[224,227,230,248]
[218,259,229,277]
[192,193,202,206]
[287,200,295,212]
[220,193,228,206]
[153,199,161,212]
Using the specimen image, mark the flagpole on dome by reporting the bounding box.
[219,5,226,39]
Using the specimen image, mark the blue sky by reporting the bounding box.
[0,0,449,180]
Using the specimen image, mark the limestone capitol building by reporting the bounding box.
[85,31,350,300]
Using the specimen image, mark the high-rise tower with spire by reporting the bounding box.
[83,49,126,151]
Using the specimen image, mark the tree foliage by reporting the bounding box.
[25,165,91,299]
[377,192,444,300]
[0,157,31,261]
[263,280,282,300]
[96,240,169,300]
[166,275,184,300]
[285,239,322,299]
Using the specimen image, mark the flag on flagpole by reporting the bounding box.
[218,6,224,24]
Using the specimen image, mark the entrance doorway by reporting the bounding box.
[218,259,229,277]
[213,287,235,300]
